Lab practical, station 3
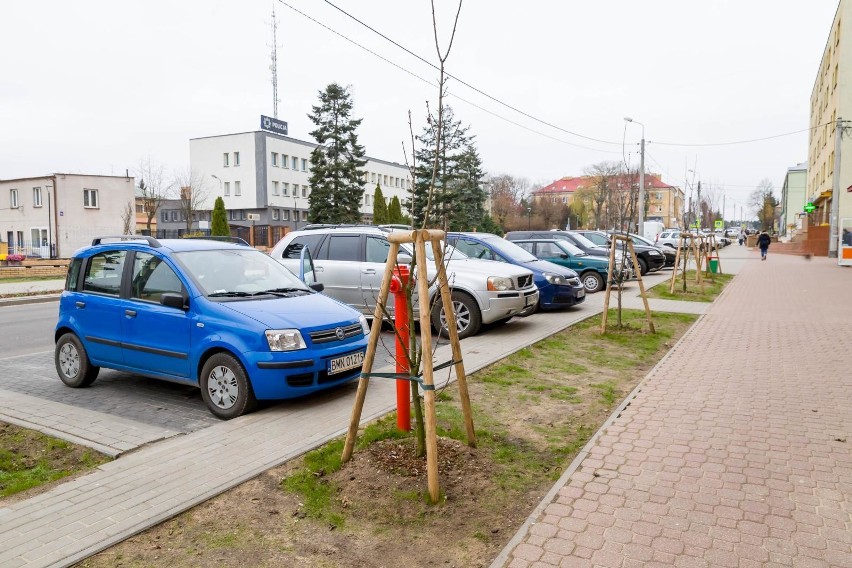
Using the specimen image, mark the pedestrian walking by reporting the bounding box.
[757,230,771,260]
[738,228,746,246]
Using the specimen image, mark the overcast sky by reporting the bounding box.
[1,0,841,219]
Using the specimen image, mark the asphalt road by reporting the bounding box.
[0,300,58,356]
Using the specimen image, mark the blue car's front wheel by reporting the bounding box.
[200,353,257,420]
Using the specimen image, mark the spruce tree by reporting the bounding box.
[211,196,229,236]
[409,106,470,228]
[307,83,367,224]
[372,183,388,224]
[451,143,486,231]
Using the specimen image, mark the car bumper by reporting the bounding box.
[539,283,586,309]
[479,288,540,323]
[246,339,368,400]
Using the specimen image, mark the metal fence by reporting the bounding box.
[2,240,57,259]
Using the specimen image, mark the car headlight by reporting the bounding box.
[543,272,569,285]
[649,250,662,256]
[266,329,306,351]
[359,315,370,335]
[487,276,514,291]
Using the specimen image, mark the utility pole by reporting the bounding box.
[829,116,842,258]
[638,137,645,233]
[696,181,701,228]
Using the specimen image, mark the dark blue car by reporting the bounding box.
[446,232,585,314]
[54,236,369,419]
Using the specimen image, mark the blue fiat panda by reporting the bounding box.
[54,236,369,419]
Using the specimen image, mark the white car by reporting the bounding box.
[270,226,540,339]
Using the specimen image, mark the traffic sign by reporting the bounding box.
[714,220,723,229]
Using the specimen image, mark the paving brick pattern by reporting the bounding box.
[494,251,852,567]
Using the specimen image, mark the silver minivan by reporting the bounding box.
[270,226,539,339]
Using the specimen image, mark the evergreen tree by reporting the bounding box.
[451,144,486,231]
[387,196,407,225]
[409,106,470,228]
[372,183,388,224]
[479,213,503,235]
[307,83,367,224]
[211,197,229,236]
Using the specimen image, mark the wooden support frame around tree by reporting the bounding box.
[601,235,655,334]
[341,228,475,504]
[669,232,703,294]
[703,234,723,276]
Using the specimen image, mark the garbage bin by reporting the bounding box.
[708,258,719,273]
[746,234,757,247]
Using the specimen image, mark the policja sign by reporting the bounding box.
[260,115,288,136]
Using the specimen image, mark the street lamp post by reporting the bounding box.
[527,207,532,229]
[624,117,645,234]
[294,197,299,230]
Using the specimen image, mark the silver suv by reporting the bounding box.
[270,227,539,339]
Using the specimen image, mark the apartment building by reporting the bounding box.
[189,126,412,246]
[808,1,852,255]
[0,173,135,258]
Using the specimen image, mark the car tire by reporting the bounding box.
[200,353,257,420]
[431,291,482,340]
[55,333,100,387]
[580,271,604,293]
[637,258,648,276]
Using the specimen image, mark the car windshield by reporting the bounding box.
[175,248,311,297]
[568,233,600,249]
[482,236,538,262]
[555,240,585,256]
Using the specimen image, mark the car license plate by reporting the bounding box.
[328,351,365,375]
[524,295,536,307]
[577,289,585,298]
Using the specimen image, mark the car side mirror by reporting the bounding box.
[397,252,412,264]
[310,282,325,292]
[560,253,569,259]
[161,292,187,310]
[298,246,318,286]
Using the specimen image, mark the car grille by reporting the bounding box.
[309,323,363,344]
[517,274,533,289]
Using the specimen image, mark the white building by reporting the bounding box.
[189,128,412,247]
[0,173,135,258]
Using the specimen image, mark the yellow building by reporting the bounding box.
[808,1,852,254]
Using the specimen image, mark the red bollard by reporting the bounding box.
[389,264,411,431]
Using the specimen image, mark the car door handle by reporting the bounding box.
[125,309,137,318]
[362,269,376,275]
[315,266,324,272]
[75,301,86,309]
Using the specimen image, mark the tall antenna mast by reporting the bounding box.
[270,3,280,118]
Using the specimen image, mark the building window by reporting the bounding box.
[282,182,289,196]
[33,187,42,207]
[292,156,298,170]
[365,194,371,206]
[272,209,279,220]
[301,158,307,172]
[224,182,230,196]
[234,152,240,166]
[83,188,99,208]
[171,211,178,222]
[271,152,278,166]
[235,181,241,196]
[302,211,308,221]
[371,173,376,183]
[384,175,388,185]
[223,153,230,167]
[302,186,308,197]
[9,188,18,209]
[272,181,279,195]
[282,210,290,221]
[282,155,289,169]
[161,211,168,222]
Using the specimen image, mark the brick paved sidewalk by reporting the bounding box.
[493,251,852,568]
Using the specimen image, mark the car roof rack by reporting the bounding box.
[301,223,393,232]
[184,235,251,246]
[91,235,161,247]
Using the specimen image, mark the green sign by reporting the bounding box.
[690,221,700,229]
[714,220,723,229]
[804,202,816,213]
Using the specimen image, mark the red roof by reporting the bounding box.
[534,173,674,195]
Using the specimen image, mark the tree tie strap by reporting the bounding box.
[360,359,461,391]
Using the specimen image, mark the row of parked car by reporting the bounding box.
[54,226,678,420]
